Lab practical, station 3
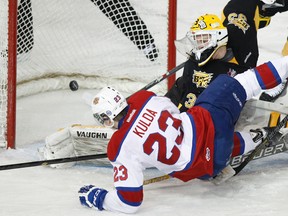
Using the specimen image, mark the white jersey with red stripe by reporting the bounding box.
[103,90,215,213]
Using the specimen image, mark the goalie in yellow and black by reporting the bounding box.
[166,0,288,111]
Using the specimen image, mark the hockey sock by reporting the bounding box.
[232,131,261,157]
[234,69,262,100]
[235,57,288,100]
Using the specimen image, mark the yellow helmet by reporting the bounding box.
[175,14,228,66]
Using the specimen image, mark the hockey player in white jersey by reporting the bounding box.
[78,56,288,213]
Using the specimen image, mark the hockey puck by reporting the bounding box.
[69,80,79,91]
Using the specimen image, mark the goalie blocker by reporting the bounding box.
[39,124,116,168]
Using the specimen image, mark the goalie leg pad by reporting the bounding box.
[69,125,116,155]
[39,125,116,168]
[42,127,76,168]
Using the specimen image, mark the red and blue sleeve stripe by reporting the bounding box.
[253,61,282,89]
[116,186,143,207]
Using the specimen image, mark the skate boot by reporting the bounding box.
[251,127,288,147]
[259,81,287,102]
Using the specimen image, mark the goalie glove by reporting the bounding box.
[39,124,116,168]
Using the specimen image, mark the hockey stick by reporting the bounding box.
[230,139,288,168]
[234,114,288,175]
[245,99,288,115]
[82,61,186,104]
[0,153,107,171]
[0,152,171,185]
[127,60,186,98]
[143,174,171,185]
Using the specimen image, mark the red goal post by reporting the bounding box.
[0,0,177,149]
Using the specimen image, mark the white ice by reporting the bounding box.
[1,1,288,216]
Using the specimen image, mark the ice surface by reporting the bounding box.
[0,1,288,215]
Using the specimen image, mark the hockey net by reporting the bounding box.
[0,0,177,148]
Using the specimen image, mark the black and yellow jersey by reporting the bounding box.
[222,0,260,68]
[165,59,248,112]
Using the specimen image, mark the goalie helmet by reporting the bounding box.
[91,86,127,127]
[175,14,228,66]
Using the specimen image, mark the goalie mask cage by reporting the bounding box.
[0,0,177,149]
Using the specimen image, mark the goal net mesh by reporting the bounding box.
[0,0,174,148]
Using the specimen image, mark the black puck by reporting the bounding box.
[69,80,79,91]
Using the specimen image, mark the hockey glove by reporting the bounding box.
[78,185,108,210]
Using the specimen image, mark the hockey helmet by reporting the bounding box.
[175,14,228,66]
[91,86,127,127]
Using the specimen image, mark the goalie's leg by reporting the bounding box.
[40,125,116,168]
[91,0,159,61]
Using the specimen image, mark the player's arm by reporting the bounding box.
[222,0,259,67]
[103,160,144,213]
[79,159,144,213]
[165,60,200,112]
[165,76,188,108]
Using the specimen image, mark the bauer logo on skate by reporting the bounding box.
[76,131,108,139]
[133,109,157,138]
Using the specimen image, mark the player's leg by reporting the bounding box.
[234,57,288,100]
[195,56,288,177]
[91,0,159,61]
[259,35,288,102]
[195,74,247,177]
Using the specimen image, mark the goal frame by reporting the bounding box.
[5,0,177,149]
[6,0,17,149]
